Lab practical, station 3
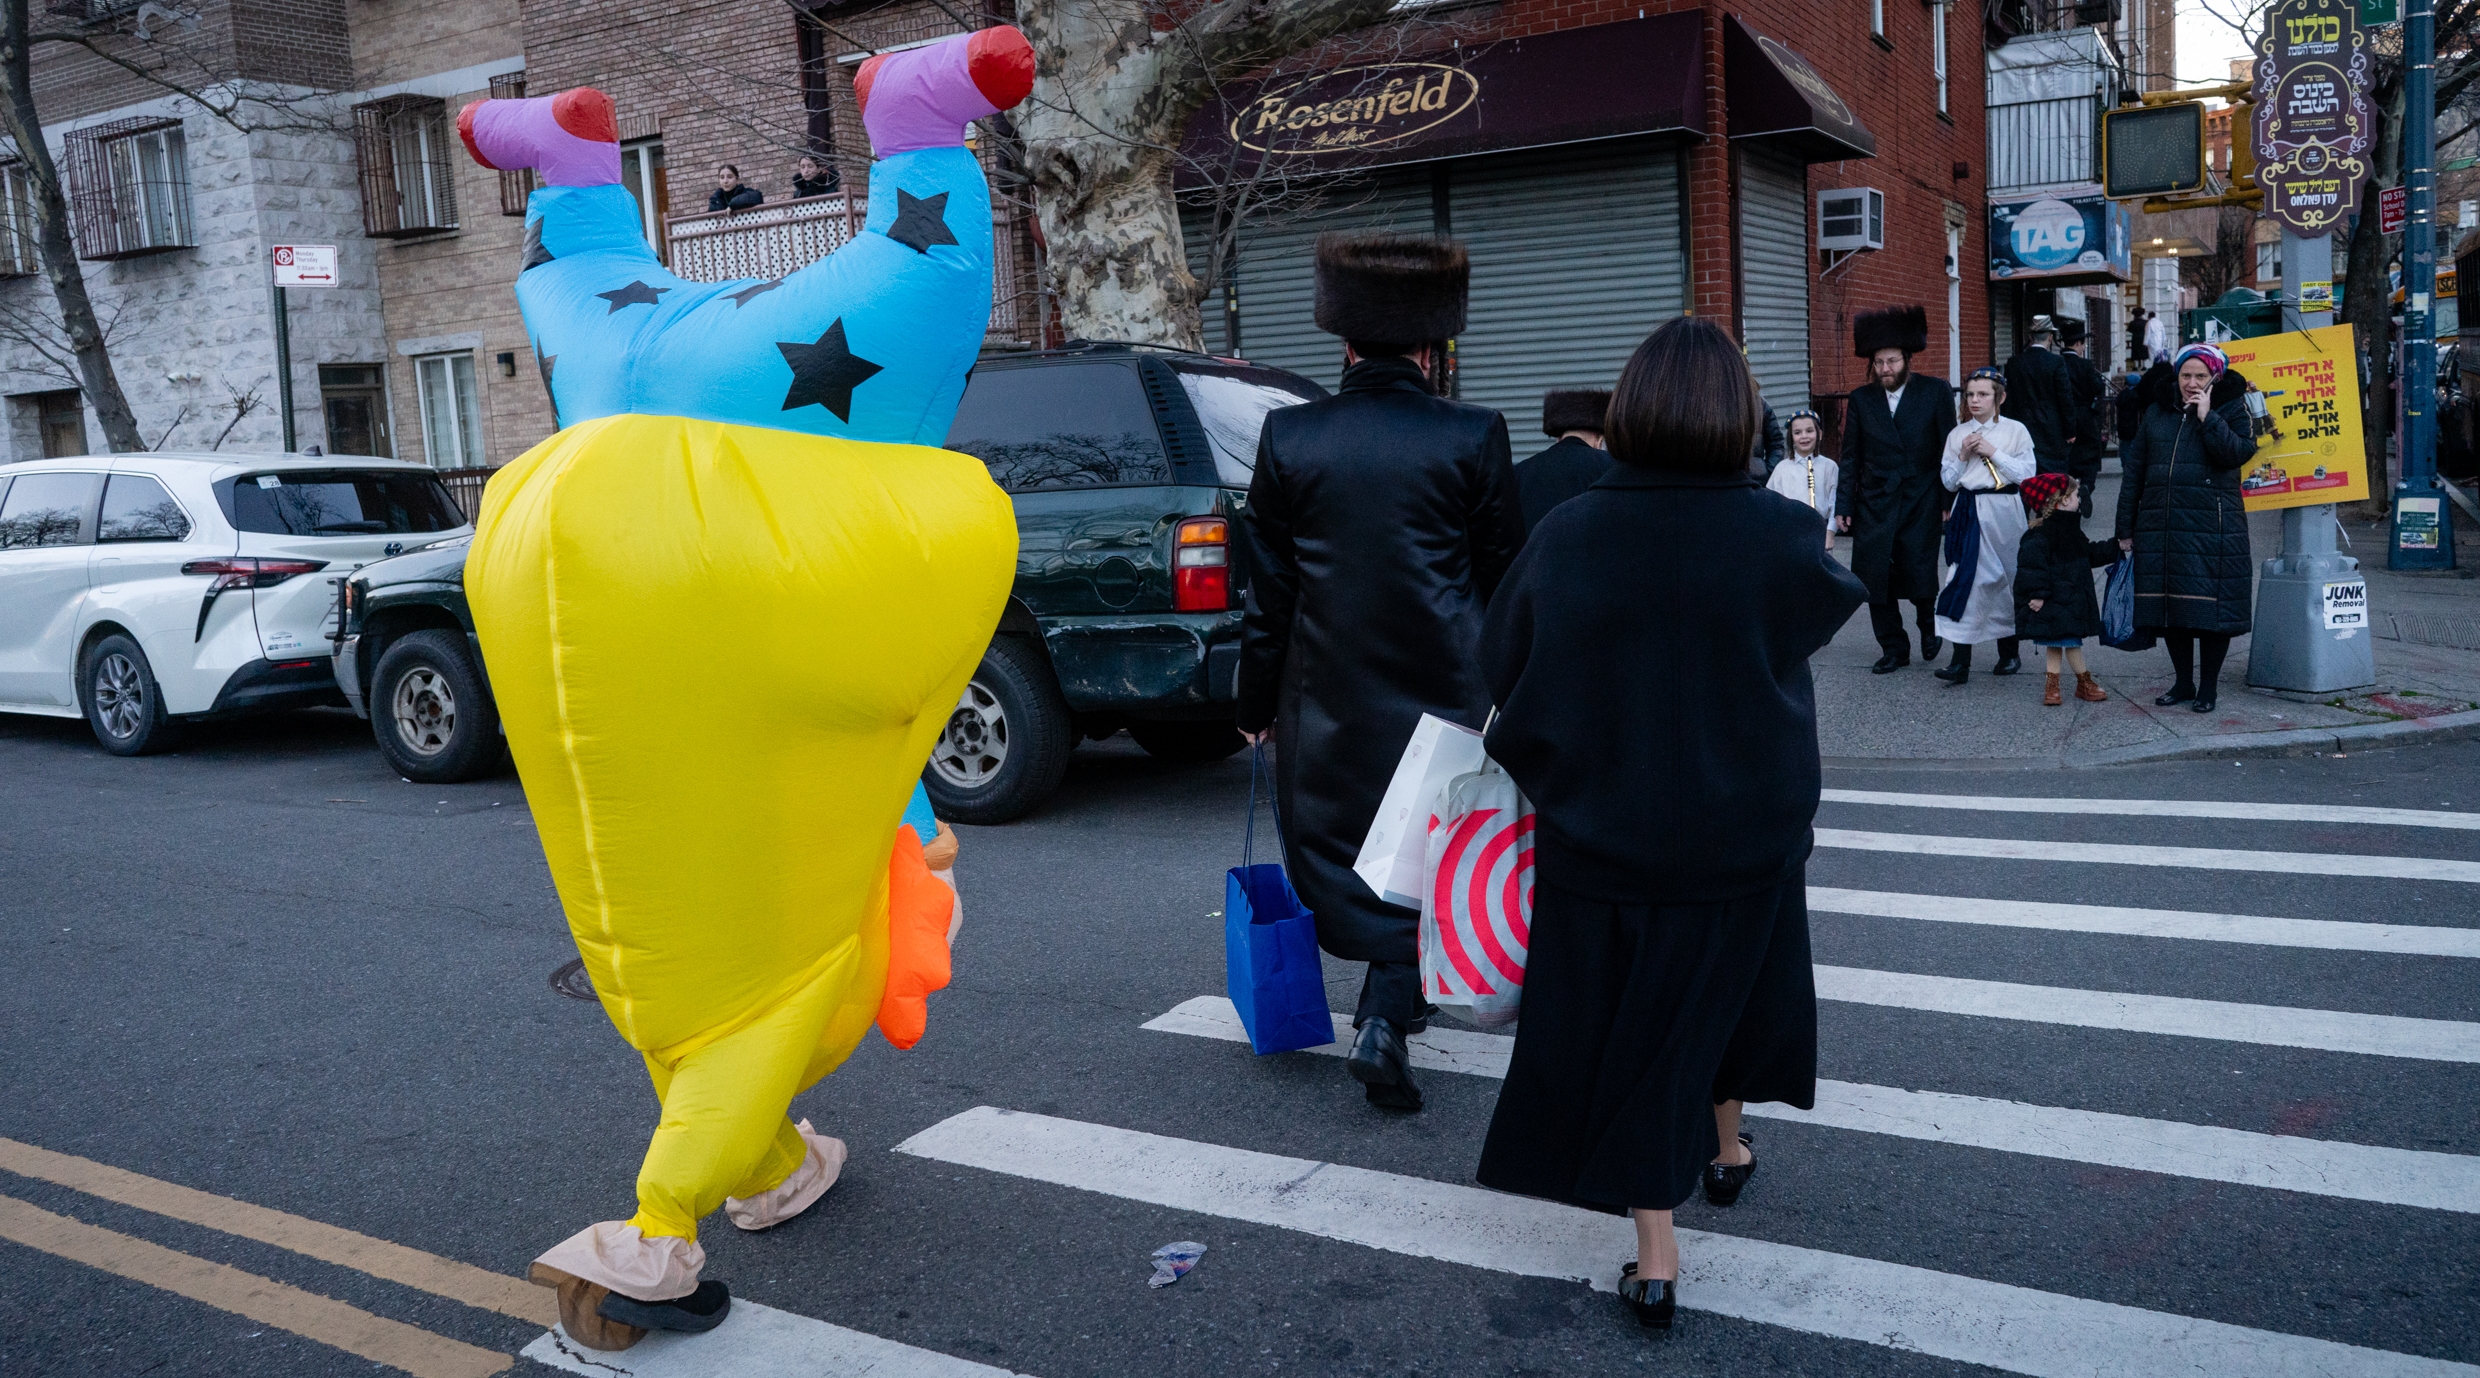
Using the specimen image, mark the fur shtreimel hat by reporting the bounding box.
[1541,388,1611,437]
[1852,305,1929,359]
[1313,232,1470,344]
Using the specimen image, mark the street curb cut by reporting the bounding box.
[2059,708,2480,767]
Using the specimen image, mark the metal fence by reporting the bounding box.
[666,195,864,284]
[438,467,498,523]
[1988,96,2100,195]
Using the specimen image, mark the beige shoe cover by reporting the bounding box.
[533,1220,704,1301]
[725,1118,847,1231]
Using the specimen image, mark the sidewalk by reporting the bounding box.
[1814,470,2480,766]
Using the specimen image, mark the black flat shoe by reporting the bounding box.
[1701,1133,1756,1206]
[1920,634,1943,660]
[1870,652,1910,674]
[598,1280,731,1335]
[1619,1262,1676,1330]
[1991,656,2022,676]
[1346,1018,1422,1112]
[1931,664,1969,685]
[2155,685,2194,707]
[2190,695,2217,713]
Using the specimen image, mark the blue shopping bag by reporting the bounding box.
[2099,553,2155,652]
[1225,744,1337,1055]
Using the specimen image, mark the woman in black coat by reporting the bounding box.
[2113,343,2258,712]
[1473,318,1867,1331]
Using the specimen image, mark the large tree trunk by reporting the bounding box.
[2338,68,2406,518]
[1016,0,1395,349]
[0,0,143,453]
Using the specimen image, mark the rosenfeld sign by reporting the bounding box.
[1231,64,1481,156]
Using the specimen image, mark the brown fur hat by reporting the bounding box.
[1852,305,1929,358]
[1313,232,1470,344]
[1541,389,1611,437]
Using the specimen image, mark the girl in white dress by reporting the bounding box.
[1932,367,2037,684]
[1763,409,1838,548]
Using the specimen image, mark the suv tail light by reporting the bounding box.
[182,558,328,641]
[1173,517,1230,612]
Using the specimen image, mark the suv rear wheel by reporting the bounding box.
[371,630,505,783]
[82,633,177,756]
[923,636,1071,824]
[1129,719,1247,763]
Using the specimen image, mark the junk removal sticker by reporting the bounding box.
[2215,324,2371,512]
[2321,579,2368,629]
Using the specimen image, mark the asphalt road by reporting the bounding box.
[1,706,2476,1376]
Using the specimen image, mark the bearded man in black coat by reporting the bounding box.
[1236,232,1524,1112]
[1516,388,1613,534]
[2004,315,2081,479]
[1834,305,1953,673]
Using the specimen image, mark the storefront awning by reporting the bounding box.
[1724,15,1875,162]
[1176,13,1706,187]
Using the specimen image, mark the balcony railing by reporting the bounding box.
[664,189,1038,343]
[1988,96,2100,195]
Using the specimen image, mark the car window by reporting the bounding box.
[227,469,464,536]
[946,362,1171,491]
[97,473,192,542]
[0,471,95,549]
[1172,366,1319,487]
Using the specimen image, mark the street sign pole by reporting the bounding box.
[2391,0,2457,567]
[271,282,295,453]
[269,244,336,455]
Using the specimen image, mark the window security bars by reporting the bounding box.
[354,96,459,237]
[490,72,531,217]
[64,117,194,259]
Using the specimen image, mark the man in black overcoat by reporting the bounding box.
[1834,305,1953,673]
[1236,232,1524,1112]
[1515,388,1611,534]
[2004,315,2081,478]
[2057,317,2107,503]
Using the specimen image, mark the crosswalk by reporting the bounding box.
[903,785,2480,1377]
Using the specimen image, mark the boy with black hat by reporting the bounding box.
[1235,231,1524,1113]
[1516,388,1613,534]
[1835,305,1954,673]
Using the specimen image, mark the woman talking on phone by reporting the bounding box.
[2114,342,2257,713]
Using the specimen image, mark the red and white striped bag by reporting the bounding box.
[1418,756,1534,1030]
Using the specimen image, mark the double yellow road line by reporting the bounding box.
[0,1136,554,1378]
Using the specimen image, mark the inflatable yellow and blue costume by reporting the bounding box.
[457,28,1033,1348]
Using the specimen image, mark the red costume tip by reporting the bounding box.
[853,55,884,119]
[551,88,618,144]
[455,100,495,170]
[966,27,1035,110]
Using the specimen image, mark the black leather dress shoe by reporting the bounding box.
[1701,1133,1756,1206]
[1619,1263,1676,1329]
[1870,652,1910,674]
[2155,685,2194,706]
[1346,1018,1422,1111]
[1919,634,1943,660]
[1931,664,1969,685]
[2191,694,2217,713]
[1991,655,2022,676]
[598,1280,731,1334]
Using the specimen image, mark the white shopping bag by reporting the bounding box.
[1419,758,1533,1030]
[1352,713,1488,908]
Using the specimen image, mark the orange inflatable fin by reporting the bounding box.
[875,827,955,1049]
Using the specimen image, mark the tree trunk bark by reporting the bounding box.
[0,0,143,453]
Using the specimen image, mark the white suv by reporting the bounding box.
[0,454,471,755]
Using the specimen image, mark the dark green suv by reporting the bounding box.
[334,344,1324,816]
[930,343,1323,821]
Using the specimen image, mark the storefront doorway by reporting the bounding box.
[319,364,392,458]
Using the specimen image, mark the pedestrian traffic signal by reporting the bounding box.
[2103,102,2208,199]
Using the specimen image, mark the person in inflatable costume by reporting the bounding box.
[457,27,1033,1351]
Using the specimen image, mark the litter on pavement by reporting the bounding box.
[1148,1241,1205,1288]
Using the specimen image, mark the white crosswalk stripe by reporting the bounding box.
[521,1299,1034,1377]
[1820,789,2480,830]
[1806,886,2480,957]
[1814,827,2480,882]
[898,1108,2480,1378]
[1142,998,2480,1213]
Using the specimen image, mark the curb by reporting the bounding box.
[2060,707,2480,767]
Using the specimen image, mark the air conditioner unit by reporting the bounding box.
[1818,187,1886,252]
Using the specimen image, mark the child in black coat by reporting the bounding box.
[2012,472,2119,706]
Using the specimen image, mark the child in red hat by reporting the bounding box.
[2012,473,2119,706]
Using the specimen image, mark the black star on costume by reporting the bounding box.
[596,280,670,313]
[886,190,959,255]
[521,220,554,273]
[535,352,559,426]
[776,319,883,422]
[724,278,783,307]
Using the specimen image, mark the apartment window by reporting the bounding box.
[1933,1,1949,114]
[1870,0,1887,44]
[353,95,458,237]
[414,352,485,468]
[490,72,533,216]
[63,117,194,259]
[620,139,668,259]
[0,162,35,276]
